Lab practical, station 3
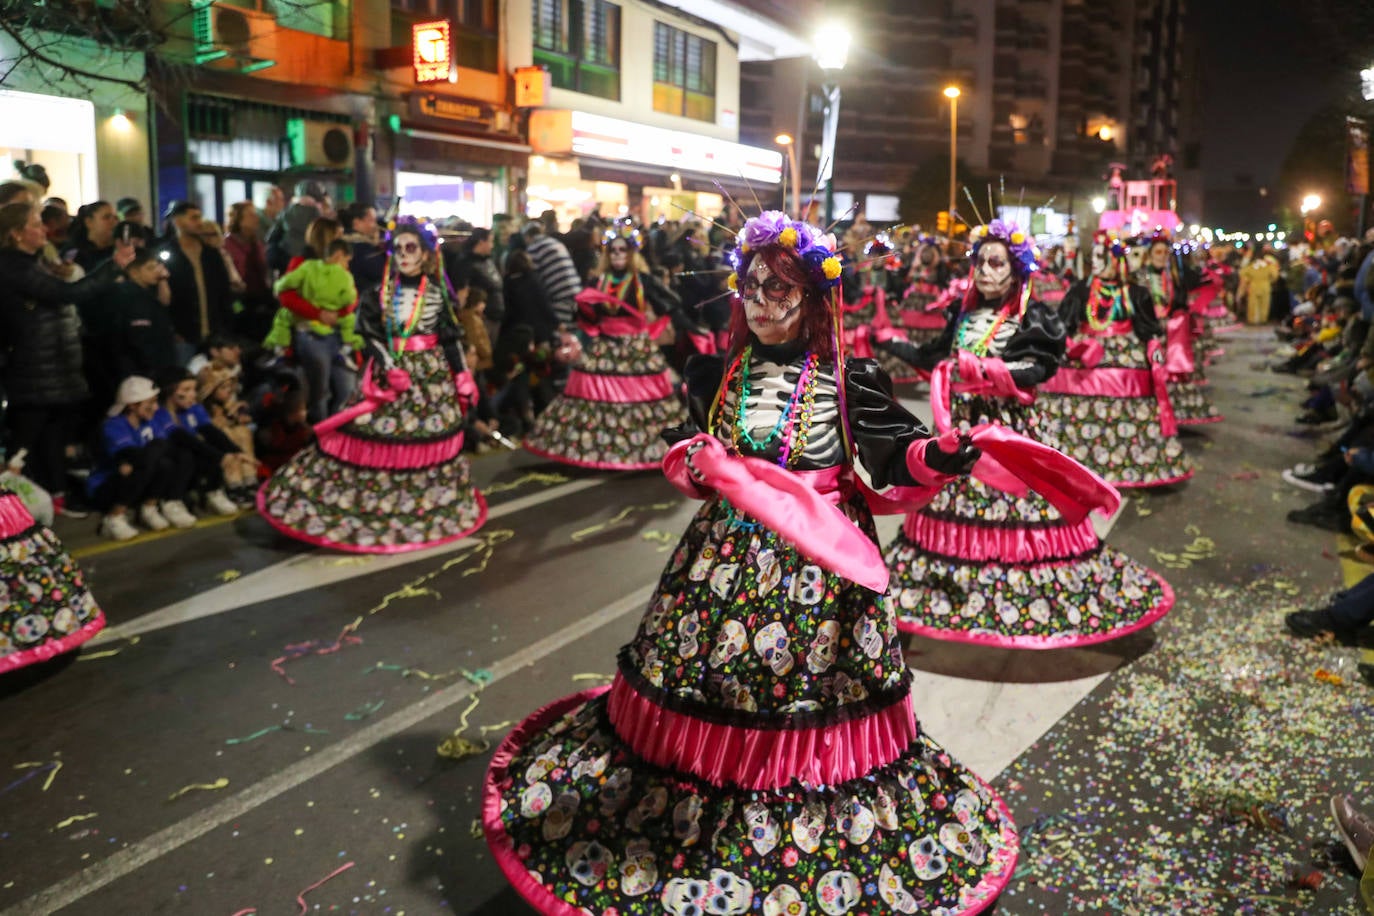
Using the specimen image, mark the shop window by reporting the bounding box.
[652,22,715,122]
[532,0,621,101]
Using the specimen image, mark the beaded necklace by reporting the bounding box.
[602,272,640,312]
[1146,266,1174,317]
[955,306,1010,357]
[380,258,428,351]
[1085,278,1125,332]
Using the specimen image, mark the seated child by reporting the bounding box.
[152,369,251,513]
[256,388,313,473]
[265,239,363,355]
[198,366,258,465]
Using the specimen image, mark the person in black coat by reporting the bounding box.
[500,249,559,345]
[68,200,118,272]
[104,250,178,388]
[159,201,234,360]
[0,201,133,508]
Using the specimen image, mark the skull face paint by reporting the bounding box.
[973,240,1015,301]
[608,242,631,274]
[394,231,426,276]
[1148,241,1171,270]
[1092,243,1118,279]
[742,258,804,345]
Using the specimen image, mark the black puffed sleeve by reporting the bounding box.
[1128,284,1164,341]
[662,353,725,445]
[1057,282,1089,334]
[641,270,682,316]
[844,357,931,488]
[876,305,958,371]
[1001,299,1067,387]
[355,285,393,370]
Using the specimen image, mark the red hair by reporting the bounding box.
[727,245,836,361]
[962,240,1028,315]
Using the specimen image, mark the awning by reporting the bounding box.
[394,125,531,171]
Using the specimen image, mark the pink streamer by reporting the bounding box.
[295,861,355,914]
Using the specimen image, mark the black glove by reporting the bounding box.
[924,434,981,476]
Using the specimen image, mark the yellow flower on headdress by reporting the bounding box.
[779,227,799,249]
[821,257,843,280]
[1010,231,1026,245]
[740,241,751,254]
[726,272,738,291]
[970,225,986,240]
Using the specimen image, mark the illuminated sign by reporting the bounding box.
[412,20,454,84]
[530,111,782,184]
[514,66,550,108]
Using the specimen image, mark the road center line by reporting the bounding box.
[4,582,655,916]
[92,476,609,644]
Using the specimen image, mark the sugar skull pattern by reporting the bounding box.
[524,333,688,470]
[488,695,1017,915]
[0,510,104,671]
[338,347,463,442]
[1033,332,1193,486]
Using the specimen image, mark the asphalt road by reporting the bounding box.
[0,329,1358,915]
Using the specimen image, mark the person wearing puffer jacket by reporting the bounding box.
[0,201,133,516]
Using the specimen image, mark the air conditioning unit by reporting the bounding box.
[287,119,355,170]
[191,1,276,67]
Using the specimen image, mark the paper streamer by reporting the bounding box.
[482,471,570,495]
[55,813,97,830]
[571,502,675,542]
[295,861,355,914]
[168,777,230,801]
[5,760,61,796]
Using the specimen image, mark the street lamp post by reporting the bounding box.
[815,25,850,225]
[776,133,801,218]
[943,86,960,233]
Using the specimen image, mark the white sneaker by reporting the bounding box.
[205,489,239,516]
[139,503,170,531]
[160,500,198,529]
[1281,468,1335,494]
[99,513,139,542]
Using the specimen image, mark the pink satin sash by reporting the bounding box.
[1066,337,1105,367]
[928,352,1036,433]
[1165,311,1197,376]
[397,333,438,352]
[574,287,672,339]
[313,362,410,436]
[1040,341,1177,437]
[563,369,674,403]
[0,492,36,535]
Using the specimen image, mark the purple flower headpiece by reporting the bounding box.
[969,218,1040,276]
[730,210,844,291]
[386,216,441,251]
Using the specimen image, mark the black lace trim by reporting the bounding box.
[615,646,912,731]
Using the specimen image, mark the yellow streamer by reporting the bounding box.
[217,569,243,583]
[13,760,62,791]
[436,695,489,760]
[571,503,675,542]
[55,813,97,830]
[482,471,570,495]
[167,777,230,801]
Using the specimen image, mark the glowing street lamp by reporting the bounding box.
[943,86,960,232]
[1301,193,1322,215]
[815,24,850,224]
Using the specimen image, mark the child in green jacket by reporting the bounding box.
[265,239,363,351]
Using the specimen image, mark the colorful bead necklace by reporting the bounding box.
[724,345,819,470]
[955,306,1010,357]
[380,258,428,349]
[1085,278,1126,332]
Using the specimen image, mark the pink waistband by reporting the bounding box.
[318,429,465,469]
[1078,319,1136,337]
[902,511,1100,562]
[0,492,36,536]
[902,311,949,329]
[563,369,675,403]
[606,674,917,790]
[396,333,438,352]
[1038,365,1154,398]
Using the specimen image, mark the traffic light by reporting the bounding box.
[937,211,950,234]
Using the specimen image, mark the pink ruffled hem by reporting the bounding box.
[0,492,36,536]
[563,369,675,403]
[317,430,465,469]
[606,674,917,790]
[902,512,1100,563]
[898,573,1175,649]
[1212,323,1244,334]
[483,687,1019,916]
[1176,414,1224,426]
[255,484,488,554]
[0,612,107,675]
[522,441,661,472]
[1114,469,1194,489]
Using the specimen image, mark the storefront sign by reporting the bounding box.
[514,66,550,108]
[412,21,454,84]
[413,93,491,125]
[529,110,782,185]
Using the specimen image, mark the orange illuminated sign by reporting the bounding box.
[413,20,453,84]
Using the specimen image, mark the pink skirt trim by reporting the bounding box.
[899,573,1175,649]
[606,674,918,790]
[483,687,1017,916]
[1114,469,1195,489]
[1175,414,1224,426]
[0,492,36,537]
[317,429,465,469]
[0,612,107,675]
[255,484,488,554]
[521,441,661,472]
[901,311,948,330]
[562,369,675,403]
[1212,323,1244,335]
[902,512,1100,563]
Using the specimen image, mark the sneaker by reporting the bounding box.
[52,495,90,519]
[139,503,170,531]
[160,500,197,529]
[204,489,239,516]
[1296,408,1340,426]
[1286,502,1350,532]
[99,513,139,542]
[1285,609,1361,640]
[1290,462,1317,476]
[1331,795,1374,871]
[1281,468,1336,494]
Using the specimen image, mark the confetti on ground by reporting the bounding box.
[571,502,675,542]
[641,529,676,551]
[167,777,230,801]
[224,726,283,745]
[3,760,61,796]
[216,569,243,583]
[482,471,570,495]
[344,699,386,721]
[54,813,97,830]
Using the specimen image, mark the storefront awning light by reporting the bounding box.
[551,111,781,185]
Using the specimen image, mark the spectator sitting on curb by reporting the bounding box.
[256,386,313,473]
[87,376,197,541]
[152,369,248,515]
[197,365,257,465]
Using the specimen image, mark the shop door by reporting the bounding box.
[190,171,283,225]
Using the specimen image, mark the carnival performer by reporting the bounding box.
[0,480,104,673]
[1194,246,1242,338]
[523,224,688,470]
[258,222,486,552]
[483,210,1067,914]
[840,237,922,384]
[899,237,958,348]
[876,220,1172,647]
[1137,236,1222,425]
[1036,232,1194,487]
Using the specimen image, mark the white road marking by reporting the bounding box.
[91,477,609,644]
[3,583,655,916]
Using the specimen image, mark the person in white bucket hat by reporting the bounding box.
[87,376,198,540]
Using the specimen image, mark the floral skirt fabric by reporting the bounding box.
[1167,378,1221,425]
[524,333,687,471]
[886,475,1173,648]
[258,347,486,553]
[484,494,1017,915]
[1033,334,1193,488]
[0,495,104,674]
